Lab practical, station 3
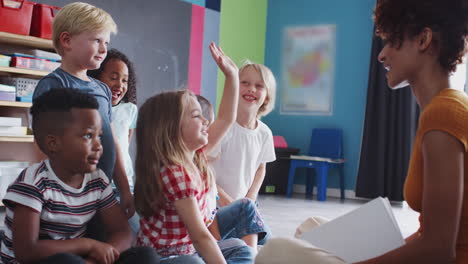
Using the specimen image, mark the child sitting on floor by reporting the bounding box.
[0,88,159,264]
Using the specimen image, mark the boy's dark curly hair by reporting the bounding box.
[88,48,137,104]
[373,0,468,73]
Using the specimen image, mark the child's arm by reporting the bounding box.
[128,104,137,143]
[216,184,235,207]
[128,128,135,143]
[111,125,135,218]
[174,197,227,264]
[12,204,118,264]
[245,163,267,201]
[204,42,239,154]
[97,203,134,253]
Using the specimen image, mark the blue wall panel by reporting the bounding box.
[263,0,376,191]
[201,9,221,110]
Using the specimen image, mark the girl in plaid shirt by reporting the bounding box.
[133,43,256,263]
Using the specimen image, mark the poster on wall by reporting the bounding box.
[281,25,336,115]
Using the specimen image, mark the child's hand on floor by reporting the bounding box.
[294,216,330,238]
[209,42,238,78]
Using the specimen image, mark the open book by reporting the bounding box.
[301,197,405,262]
[290,155,345,163]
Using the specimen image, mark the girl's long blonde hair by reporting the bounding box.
[134,90,214,217]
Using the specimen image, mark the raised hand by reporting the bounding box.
[209,42,238,78]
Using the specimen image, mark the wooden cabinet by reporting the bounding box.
[0,33,52,195]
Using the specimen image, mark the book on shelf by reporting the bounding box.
[290,155,345,163]
[0,84,15,93]
[0,117,21,127]
[301,197,405,263]
[0,126,27,136]
[0,84,15,101]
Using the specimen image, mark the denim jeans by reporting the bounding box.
[37,246,160,264]
[216,198,271,245]
[160,238,254,264]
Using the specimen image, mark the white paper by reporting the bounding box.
[301,197,405,262]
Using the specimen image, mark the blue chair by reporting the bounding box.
[286,128,345,201]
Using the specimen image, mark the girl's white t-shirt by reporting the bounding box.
[112,102,138,189]
[209,120,276,200]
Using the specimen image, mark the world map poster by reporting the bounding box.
[281,25,336,115]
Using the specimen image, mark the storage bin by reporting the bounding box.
[0,77,38,101]
[0,0,35,36]
[260,147,300,195]
[30,3,60,39]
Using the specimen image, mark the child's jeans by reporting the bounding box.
[160,238,254,264]
[37,246,161,264]
[216,198,271,245]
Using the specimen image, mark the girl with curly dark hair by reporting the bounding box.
[256,0,468,263]
[88,49,138,193]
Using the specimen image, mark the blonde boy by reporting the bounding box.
[210,61,277,206]
[32,2,134,217]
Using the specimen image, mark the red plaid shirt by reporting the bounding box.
[136,164,217,256]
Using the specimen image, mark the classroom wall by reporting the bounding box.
[216,0,268,108]
[262,0,376,191]
[34,0,221,161]
[35,0,220,104]
[31,0,376,193]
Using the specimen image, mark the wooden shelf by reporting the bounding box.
[0,101,31,108]
[0,32,54,50]
[0,136,34,143]
[0,66,49,77]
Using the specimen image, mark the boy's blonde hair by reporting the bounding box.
[134,90,214,217]
[239,61,277,118]
[52,2,117,54]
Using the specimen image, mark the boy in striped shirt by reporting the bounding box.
[0,88,158,264]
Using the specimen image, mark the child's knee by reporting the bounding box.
[238,198,257,211]
[221,237,249,248]
[221,238,255,261]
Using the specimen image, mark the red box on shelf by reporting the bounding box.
[30,3,60,39]
[10,56,60,72]
[0,0,35,36]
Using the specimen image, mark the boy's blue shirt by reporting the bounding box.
[32,67,116,180]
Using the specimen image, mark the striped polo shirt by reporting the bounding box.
[0,160,117,263]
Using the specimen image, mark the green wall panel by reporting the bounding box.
[216,0,268,108]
